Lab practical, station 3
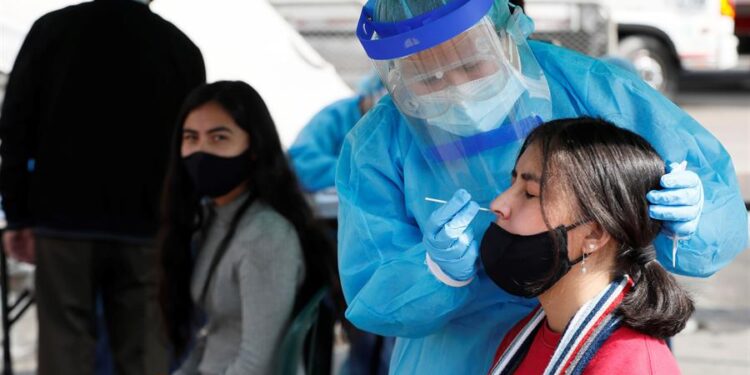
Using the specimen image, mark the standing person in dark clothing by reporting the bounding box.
[0,0,206,374]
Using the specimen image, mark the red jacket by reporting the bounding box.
[489,315,681,374]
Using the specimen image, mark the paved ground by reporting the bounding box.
[672,249,750,374]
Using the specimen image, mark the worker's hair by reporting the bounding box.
[519,117,694,339]
[373,0,519,25]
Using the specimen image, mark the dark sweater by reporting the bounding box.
[0,0,205,242]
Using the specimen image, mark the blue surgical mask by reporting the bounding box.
[424,71,525,137]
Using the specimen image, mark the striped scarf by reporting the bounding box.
[489,276,633,375]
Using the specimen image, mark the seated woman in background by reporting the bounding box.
[481,117,694,374]
[158,81,332,375]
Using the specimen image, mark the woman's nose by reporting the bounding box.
[490,192,511,221]
[192,137,210,153]
[183,139,206,157]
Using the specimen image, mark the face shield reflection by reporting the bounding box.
[385,18,515,119]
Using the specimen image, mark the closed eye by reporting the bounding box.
[464,62,480,72]
[420,75,442,86]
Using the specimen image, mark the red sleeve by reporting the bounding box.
[583,326,681,375]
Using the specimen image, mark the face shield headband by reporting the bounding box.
[357,0,495,60]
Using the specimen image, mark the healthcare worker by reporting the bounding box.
[336,0,748,374]
[289,73,386,192]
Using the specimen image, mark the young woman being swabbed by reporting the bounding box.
[479,117,694,374]
[158,81,334,374]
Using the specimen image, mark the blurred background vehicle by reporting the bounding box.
[524,0,616,57]
[603,0,740,97]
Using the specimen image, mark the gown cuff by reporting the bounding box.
[425,253,474,288]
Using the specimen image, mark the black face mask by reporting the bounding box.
[480,221,585,298]
[183,149,252,198]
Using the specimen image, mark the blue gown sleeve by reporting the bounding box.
[335,100,479,338]
[289,97,361,192]
[572,57,748,277]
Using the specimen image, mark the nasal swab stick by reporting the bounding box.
[425,197,491,212]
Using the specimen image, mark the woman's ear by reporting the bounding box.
[582,223,612,255]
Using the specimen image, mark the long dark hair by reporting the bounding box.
[520,117,694,339]
[158,81,334,355]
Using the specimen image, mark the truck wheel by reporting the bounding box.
[618,35,678,98]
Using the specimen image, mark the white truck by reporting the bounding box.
[605,0,739,96]
[526,0,740,96]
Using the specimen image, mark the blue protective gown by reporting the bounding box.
[289,97,362,192]
[336,41,748,375]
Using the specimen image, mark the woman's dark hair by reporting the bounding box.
[158,81,335,355]
[518,116,694,339]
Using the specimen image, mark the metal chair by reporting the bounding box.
[275,287,334,375]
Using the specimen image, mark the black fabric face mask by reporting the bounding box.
[183,149,252,198]
[480,221,585,298]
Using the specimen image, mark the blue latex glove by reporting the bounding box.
[647,161,704,238]
[423,189,480,283]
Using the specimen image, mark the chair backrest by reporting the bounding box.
[275,287,331,375]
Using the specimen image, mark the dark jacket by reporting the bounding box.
[0,0,205,242]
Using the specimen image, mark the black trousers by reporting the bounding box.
[35,237,167,375]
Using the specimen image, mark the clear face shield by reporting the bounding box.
[358,0,552,204]
[383,18,521,135]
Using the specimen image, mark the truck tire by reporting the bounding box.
[618,35,678,98]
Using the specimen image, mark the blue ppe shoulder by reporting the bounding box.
[529,40,748,277]
[289,97,362,192]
